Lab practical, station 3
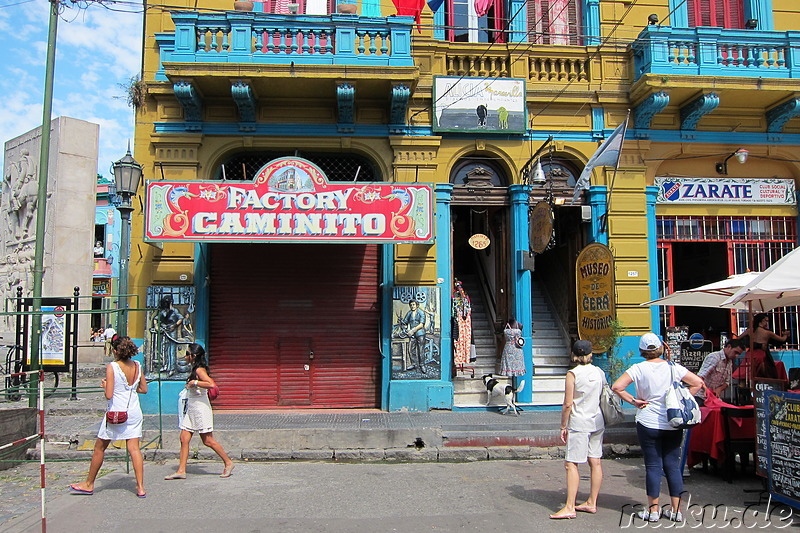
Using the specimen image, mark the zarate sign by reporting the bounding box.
[655,177,795,205]
[145,157,434,244]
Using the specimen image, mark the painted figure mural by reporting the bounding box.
[145,286,195,379]
[391,286,440,380]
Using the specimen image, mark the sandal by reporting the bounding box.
[549,512,576,520]
[220,464,235,478]
[575,504,597,514]
[164,473,186,480]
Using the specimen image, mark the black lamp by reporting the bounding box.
[745,19,758,29]
[648,13,659,25]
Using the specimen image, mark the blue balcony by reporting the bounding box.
[155,11,414,81]
[632,26,800,81]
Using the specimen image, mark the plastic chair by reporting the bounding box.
[720,407,755,483]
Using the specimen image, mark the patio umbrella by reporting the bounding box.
[722,247,800,311]
[640,272,763,310]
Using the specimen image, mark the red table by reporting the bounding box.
[687,403,755,467]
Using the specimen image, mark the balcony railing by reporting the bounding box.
[155,11,413,78]
[93,257,112,277]
[633,26,800,81]
[441,44,592,82]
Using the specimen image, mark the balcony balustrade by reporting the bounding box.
[633,26,800,81]
[155,11,413,79]
[93,257,113,277]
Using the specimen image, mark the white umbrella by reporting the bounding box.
[722,247,800,311]
[641,272,763,309]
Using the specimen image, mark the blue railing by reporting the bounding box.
[155,11,413,79]
[632,26,800,81]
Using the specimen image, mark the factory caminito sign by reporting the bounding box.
[145,157,434,244]
[576,243,616,353]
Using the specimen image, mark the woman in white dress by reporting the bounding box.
[550,340,605,519]
[70,336,148,497]
[164,343,234,480]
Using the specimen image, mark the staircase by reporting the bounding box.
[530,282,570,406]
[452,276,570,408]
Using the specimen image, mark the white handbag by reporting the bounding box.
[665,362,701,429]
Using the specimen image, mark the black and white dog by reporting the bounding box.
[482,374,525,415]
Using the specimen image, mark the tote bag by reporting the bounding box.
[665,362,701,429]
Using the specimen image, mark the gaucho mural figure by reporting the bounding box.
[145,289,195,379]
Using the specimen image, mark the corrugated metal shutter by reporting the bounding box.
[208,243,380,409]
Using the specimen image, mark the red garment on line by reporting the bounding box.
[392,0,426,24]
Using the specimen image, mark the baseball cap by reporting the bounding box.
[639,332,662,351]
[572,339,593,356]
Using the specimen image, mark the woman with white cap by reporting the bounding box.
[612,333,703,523]
[550,339,606,520]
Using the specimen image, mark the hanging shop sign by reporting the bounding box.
[145,157,434,244]
[468,233,490,249]
[432,77,526,134]
[576,243,616,353]
[529,201,554,254]
[655,177,796,205]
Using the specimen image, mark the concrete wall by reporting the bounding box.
[0,408,36,470]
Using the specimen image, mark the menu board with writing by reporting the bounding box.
[678,340,712,373]
[754,378,786,477]
[664,327,688,362]
[765,390,800,510]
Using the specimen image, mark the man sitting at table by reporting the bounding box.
[696,338,746,406]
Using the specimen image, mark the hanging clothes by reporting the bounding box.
[452,279,472,366]
[391,0,426,25]
[474,0,492,17]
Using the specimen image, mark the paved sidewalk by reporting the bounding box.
[2,457,795,533]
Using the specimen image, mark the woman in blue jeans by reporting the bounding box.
[612,333,703,523]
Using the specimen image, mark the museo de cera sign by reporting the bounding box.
[145,157,434,244]
[655,177,796,205]
[576,243,616,353]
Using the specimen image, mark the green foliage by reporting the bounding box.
[605,319,633,383]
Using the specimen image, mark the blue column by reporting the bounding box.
[588,186,608,245]
[745,0,774,31]
[435,184,454,389]
[645,186,659,332]
[509,184,532,403]
[194,243,210,348]
[381,243,394,411]
[584,0,601,46]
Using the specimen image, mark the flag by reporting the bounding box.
[427,0,444,12]
[572,117,628,204]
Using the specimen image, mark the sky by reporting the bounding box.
[0,0,143,178]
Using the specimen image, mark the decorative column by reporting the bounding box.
[509,184,532,403]
[588,185,608,245]
[645,185,659,332]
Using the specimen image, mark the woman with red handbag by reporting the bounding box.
[70,336,148,498]
[164,343,234,480]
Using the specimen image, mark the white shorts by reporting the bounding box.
[565,428,604,463]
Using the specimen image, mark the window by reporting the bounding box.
[527,0,581,46]
[263,0,335,14]
[656,215,798,350]
[687,0,744,29]
[445,0,505,43]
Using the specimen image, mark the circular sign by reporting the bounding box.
[53,306,66,318]
[468,233,490,250]
[529,201,554,253]
[689,333,705,349]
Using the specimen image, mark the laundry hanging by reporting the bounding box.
[474,0,492,17]
[392,0,426,25]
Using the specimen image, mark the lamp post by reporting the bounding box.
[111,147,143,338]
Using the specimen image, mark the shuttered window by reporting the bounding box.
[687,0,744,28]
[208,243,381,409]
[528,0,581,45]
[445,0,506,43]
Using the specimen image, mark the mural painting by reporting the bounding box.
[144,285,196,379]
[390,286,441,380]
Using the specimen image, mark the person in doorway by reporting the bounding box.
[165,343,234,480]
[550,340,605,520]
[401,299,428,374]
[93,240,104,257]
[69,336,147,498]
[696,338,746,405]
[500,318,525,377]
[452,279,472,366]
[612,333,703,523]
[102,324,116,358]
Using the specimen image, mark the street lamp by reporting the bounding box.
[111,145,143,337]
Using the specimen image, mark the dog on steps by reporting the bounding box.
[482,374,525,415]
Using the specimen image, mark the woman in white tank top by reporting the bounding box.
[550,340,606,520]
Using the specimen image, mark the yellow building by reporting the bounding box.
[131,0,800,412]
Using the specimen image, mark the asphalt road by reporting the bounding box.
[2,457,797,532]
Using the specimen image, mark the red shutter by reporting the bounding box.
[208,243,381,409]
[567,0,579,46]
[689,0,744,28]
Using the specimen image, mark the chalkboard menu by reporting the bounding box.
[765,390,800,510]
[754,378,786,477]
[678,339,712,373]
[665,327,687,362]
